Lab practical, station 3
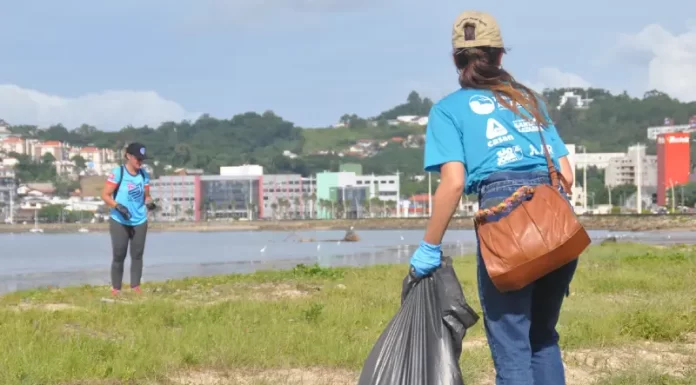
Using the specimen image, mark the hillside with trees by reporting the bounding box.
[4,88,696,201]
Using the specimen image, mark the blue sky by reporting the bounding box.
[0,0,694,130]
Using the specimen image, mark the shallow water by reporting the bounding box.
[0,228,692,294]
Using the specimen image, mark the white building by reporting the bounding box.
[574,151,626,169]
[220,164,264,177]
[605,145,657,187]
[557,91,593,110]
[1,137,117,176]
[68,146,118,175]
[0,120,10,140]
[395,115,429,126]
[354,173,400,202]
[262,174,316,219]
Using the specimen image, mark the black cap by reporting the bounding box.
[125,142,148,160]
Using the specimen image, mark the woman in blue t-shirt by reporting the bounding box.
[101,142,156,296]
[409,11,577,385]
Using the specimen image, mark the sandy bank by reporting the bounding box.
[1,215,694,234]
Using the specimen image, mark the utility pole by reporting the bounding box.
[8,185,14,224]
[395,169,401,218]
[635,143,642,213]
[582,146,587,211]
[670,179,676,212]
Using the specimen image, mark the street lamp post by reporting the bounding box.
[635,143,643,213]
[583,146,587,211]
[577,145,588,211]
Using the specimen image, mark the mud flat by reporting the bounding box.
[1,214,694,234]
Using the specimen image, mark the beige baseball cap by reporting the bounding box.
[452,11,504,49]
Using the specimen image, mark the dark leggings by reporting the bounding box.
[109,218,148,290]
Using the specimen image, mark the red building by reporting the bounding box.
[656,132,691,206]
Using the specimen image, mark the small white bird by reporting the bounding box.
[260,245,267,253]
[317,243,321,250]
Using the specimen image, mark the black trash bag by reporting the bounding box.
[357,255,480,385]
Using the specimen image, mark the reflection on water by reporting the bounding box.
[0,228,692,294]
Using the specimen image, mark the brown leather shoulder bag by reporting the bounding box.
[474,128,591,292]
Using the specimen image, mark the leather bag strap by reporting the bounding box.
[537,125,560,189]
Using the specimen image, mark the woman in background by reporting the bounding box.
[101,142,156,295]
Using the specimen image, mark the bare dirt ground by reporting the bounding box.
[165,335,696,385]
[166,282,322,306]
[170,368,358,385]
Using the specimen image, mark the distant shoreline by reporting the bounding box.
[1,215,694,233]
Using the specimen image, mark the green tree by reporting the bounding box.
[71,155,87,170]
[11,152,57,182]
[376,91,433,120]
[667,182,696,208]
[5,88,695,187]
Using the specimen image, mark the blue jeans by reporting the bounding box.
[475,170,578,385]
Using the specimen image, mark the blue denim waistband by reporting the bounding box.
[479,171,551,194]
[478,170,553,209]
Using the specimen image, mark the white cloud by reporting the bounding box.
[610,24,696,101]
[525,67,592,93]
[0,85,200,131]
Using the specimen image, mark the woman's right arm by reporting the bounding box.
[409,103,466,277]
[422,104,466,243]
[101,169,120,208]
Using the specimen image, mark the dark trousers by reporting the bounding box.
[109,218,148,290]
[476,170,579,385]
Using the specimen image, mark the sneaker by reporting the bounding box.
[111,288,120,296]
[131,286,142,294]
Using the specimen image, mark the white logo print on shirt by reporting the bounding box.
[486,118,514,147]
[529,144,554,156]
[497,145,524,166]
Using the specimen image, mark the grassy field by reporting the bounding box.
[1,243,695,385]
[301,124,424,154]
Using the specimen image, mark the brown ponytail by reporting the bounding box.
[454,24,550,127]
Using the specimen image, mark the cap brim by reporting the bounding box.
[129,153,147,161]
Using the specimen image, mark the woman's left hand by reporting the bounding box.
[409,240,442,277]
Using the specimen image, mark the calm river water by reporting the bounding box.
[0,228,693,294]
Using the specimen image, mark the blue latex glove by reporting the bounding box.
[410,240,442,277]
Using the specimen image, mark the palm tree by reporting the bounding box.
[277,198,291,219]
[360,199,370,219]
[294,197,301,219]
[370,197,382,218]
[317,199,327,219]
[310,192,317,219]
[335,202,345,219]
[386,200,396,217]
[301,193,310,219]
[209,201,217,220]
[271,202,279,220]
